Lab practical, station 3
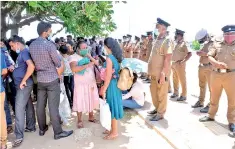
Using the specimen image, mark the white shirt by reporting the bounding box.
[122,81,145,106]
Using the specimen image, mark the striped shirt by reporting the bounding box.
[29,37,61,83]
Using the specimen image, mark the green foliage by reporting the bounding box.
[190,40,202,51]
[2,1,118,37]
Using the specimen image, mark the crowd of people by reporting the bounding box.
[0,17,235,149]
[0,21,128,148]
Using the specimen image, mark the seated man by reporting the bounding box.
[122,72,145,109]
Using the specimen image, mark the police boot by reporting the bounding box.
[147,109,157,115]
[192,101,204,108]
[200,104,209,113]
[177,96,186,101]
[229,123,235,132]
[199,116,214,122]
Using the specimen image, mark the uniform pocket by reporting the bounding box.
[231,51,235,60]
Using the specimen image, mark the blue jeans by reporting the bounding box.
[4,95,12,126]
[3,80,12,126]
[15,85,36,139]
[122,98,142,109]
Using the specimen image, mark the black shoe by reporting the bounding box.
[228,132,235,138]
[229,123,235,132]
[170,93,178,98]
[140,75,146,79]
[147,109,157,115]
[192,101,203,108]
[200,105,209,113]
[54,130,73,140]
[177,96,186,101]
[143,78,151,83]
[168,90,172,94]
[199,116,214,122]
[39,125,48,136]
[149,115,163,121]
[25,127,36,132]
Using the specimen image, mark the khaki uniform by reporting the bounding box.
[125,42,133,58]
[198,41,213,104]
[122,42,127,57]
[144,39,153,62]
[133,41,141,59]
[148,35,173,117]
[207,41,235,123]
[140,41,148,61]
[171,41,189,97]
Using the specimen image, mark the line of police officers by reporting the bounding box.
[117,18,235,138]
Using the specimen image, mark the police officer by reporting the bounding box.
[139,35,148,62]
[192,29,213,113]
[133,36,141,59]
[139,35,149,79]
[199,25,235,135]
[122,35,127,57]
[146,31,154,62]
[147,18,173,121]
[124,34,133,58]
[170,29,192,101]
[143,31,154,83]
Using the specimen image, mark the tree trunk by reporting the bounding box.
[10,28,18,36]
[10,13,21,37]
[1,11,8,39]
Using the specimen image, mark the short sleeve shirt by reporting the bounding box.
[148,36,173,78]
[208,41,235,69]
[13,48,33,87]
[172,41,189,62]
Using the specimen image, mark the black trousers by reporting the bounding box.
[36,79,63,135]
[63,75,74,108]
[6,77,16,113]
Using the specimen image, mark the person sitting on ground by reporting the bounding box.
[122,72,145,109]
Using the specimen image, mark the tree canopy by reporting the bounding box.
[1,1,126,39]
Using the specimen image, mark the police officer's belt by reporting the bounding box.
[199,63,211,67]
[213,69,235,73]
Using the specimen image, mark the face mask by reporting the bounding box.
[224,34,235,44]
[47,32,53,41]
[154,29,159,36]
[16,49,20,54]
[79,49,89,56]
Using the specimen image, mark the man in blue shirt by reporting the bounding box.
[9,35,36,147]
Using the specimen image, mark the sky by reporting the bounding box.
[7,0,235,42]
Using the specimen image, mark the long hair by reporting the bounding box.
[104,37,123,63]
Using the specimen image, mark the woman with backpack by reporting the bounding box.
[100,37,124,140]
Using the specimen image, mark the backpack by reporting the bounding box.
[117,67,134,91]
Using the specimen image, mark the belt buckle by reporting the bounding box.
[220,69,227,73]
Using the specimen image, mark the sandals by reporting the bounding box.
[7,126,13,134]
[12,138,23,147]
[88,119,99,123]
[103,134,118,140]
[103,130,110,134]
[77,121,84,129]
